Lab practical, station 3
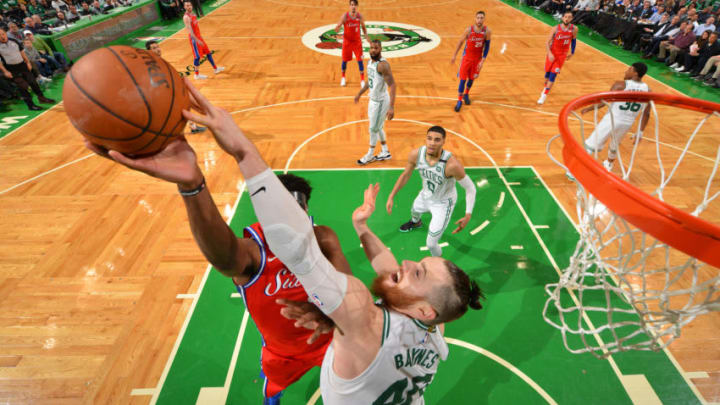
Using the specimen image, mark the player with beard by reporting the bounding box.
[451,11,491,112]
[178,80,484,404]
[538,11,578,105]
[354,39,396,165]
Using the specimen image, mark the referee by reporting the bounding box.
[0,27,55,111]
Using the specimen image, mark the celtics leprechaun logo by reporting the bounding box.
[301,21,441,58]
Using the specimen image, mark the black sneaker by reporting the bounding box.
[463,94,471,105]
[28,104,43,111]
[399,219,422,232]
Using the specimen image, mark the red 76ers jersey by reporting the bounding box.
[235,223,332,355]
[551,23,574,55]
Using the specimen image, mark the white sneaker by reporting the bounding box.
[38,75,51,83]
[340,77,346,86]
[375,151,391,161]
[669,62,679,69]
[603,160,613,171]
[360,80,365,88]
[214,66,225,74]
[537,92,547,105]
[357,154,376,165]
[194,74,208,80]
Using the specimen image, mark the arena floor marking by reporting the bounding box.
[0,153,93,195]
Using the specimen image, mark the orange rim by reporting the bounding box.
[559,91,720,268]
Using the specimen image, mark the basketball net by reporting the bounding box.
[545,91,720,359]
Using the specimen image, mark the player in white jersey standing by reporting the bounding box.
[386,126,477,257]
[355,39,396,165]
[582,62,650,171]
[178,81,483,405]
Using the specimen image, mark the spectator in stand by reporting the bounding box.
[0,27,55,110]
[678,30,720,73]
[90,1,107,14]
[79,2,98,15]
[53,11,79,27]
[648,5,667,24]
[573,0,600,25]
[695,15,716,35]
[22,37,53,83]
[66,5,80,19]
[6,22,22,41]
[698,6,712,22]
[50,0,69,12]
[31,15,51,32]
[27,0,46,18]
[643,15,683,57]
[676,7,688,21]
[16,3,31,20]
[657,20,696,64]
[626,11,670,51]
[25,31,68,71]
[692,52,720,83]
[636,0,655,19]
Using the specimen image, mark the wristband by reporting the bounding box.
[178,177,206,196]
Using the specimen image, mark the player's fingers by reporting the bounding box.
[184,77,213,113]
[84,140,111,159]
[183,109,210,127]
[452,226,461,234]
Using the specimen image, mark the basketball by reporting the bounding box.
[63,45,190,155]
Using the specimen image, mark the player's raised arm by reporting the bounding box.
[353,184,400,275]
[446,157,476,234]
[379,60,396,119]
[451,26,471,63]
[183,77,381,338]
[386,148,418,214]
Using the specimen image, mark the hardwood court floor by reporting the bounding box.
[0,0,718,403]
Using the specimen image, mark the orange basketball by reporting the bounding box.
[63,45,190,155]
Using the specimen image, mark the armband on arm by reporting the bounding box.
[571,38,577,54]
[483,39,490,59]
[458,175,476,214]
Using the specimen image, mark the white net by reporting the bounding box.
[544,93,720,359]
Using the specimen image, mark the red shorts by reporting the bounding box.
[189,36,210,59]
[260,342,329,397]
[342,41,363,62]
[458,57,481,80]
[545,52,567,74]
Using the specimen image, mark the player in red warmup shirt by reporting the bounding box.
[334,0,367,87]
[183,0,224,80]
[451,11,492,112]
[537,11,577,105]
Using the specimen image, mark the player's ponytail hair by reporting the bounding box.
[426,260,485,325]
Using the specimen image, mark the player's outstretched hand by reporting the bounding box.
[386,198,393,215]
[547,53,555,62]
[276,298,342,344]
[566,53,573,61]
[452,213,472,234]
[182,77,248,161]
[84,137,203,190]
[450,56,456,64]
[352,183,380,224]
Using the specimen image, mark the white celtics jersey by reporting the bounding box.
[368,58,389,101]
[320,307,449,405]
[416,146,456,201]
[609,80,649,124]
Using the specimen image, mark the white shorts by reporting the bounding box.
[368,96,390,133]
[411,193,457,237]
[584,114,634,153]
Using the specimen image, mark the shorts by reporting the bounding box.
[583,113,634,153]
[368,96,390,133]
[458,57,481,80]
[544,52,567,74]
[260,343,329,398]
[190,36,210,59]
[342,41,363,62]
[411,193,457,238]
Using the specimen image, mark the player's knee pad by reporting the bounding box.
[341,61,347,70]
[548,72,557,82]
[426,233,442,257]
[358,60,364,71]
[458,79,466,94]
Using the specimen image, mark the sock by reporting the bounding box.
[367,146,375,156]
[206,53,216,69]
[458,94,463,101]
[543,87,550,94]
[381,143,388,153]
[360,72,365,81]
[342,71,346,78]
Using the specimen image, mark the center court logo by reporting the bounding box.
[301,21,440,59]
